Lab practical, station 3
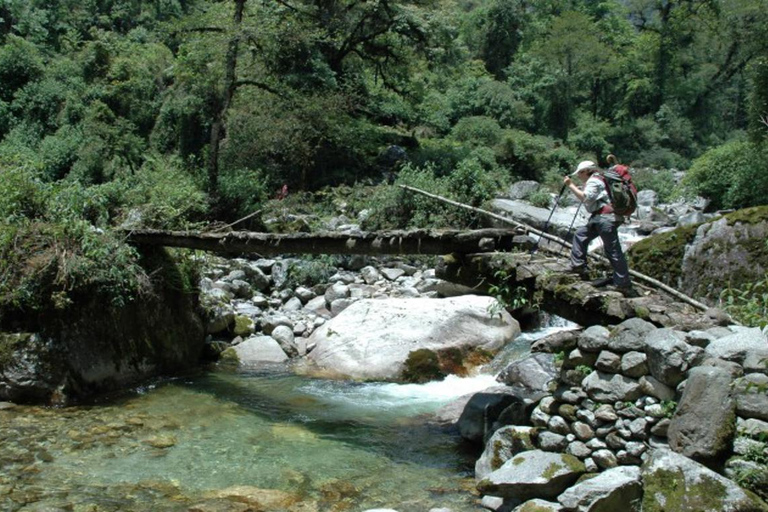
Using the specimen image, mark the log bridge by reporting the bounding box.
[124,225,728,331]
[123,227,532,256]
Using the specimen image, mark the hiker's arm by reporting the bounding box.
[564,176,585,202]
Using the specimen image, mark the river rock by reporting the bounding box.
[304,296,331,318]
[458,388,533,443]
[497,353,557,391]
[576,326,611,353]
[0,280,204,404]
[557,466,642,511]
[680,211,768,303]
[705,327,768,374]
[306,296,519,381]
[380,267,406,281]
[477,450,585,501]
[475,426,537,480]
[637,189,658,207]
[733,373,768,421]
[490,199,587,241]
[639,375,675,401]
[208,486,300,510]
[271,325,297,357]
[642,449,768,512]
[508,180,540,200]
[224,336,289,365]
[582,371,642,403]
[644,328,704,387]
[668,366,735,469]
[512,499,564,511]
[608,318,658,353]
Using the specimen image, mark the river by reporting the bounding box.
[0,317,575,512]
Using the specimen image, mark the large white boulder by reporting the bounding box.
[306,296,519,381]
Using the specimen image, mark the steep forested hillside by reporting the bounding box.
[1,0,767,317]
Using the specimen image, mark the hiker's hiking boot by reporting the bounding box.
[609,284,640,298]
[590,276,613,288]
[567,265,589,280]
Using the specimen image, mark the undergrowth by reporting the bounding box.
[720,273,768,328]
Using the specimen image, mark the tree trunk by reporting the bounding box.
[207,0,246,194]
[123,228,531,256]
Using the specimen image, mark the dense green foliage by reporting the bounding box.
[1,0,767,211]
[1,0,768,310]
[682,140,768,211]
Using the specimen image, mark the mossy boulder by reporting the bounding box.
[0,250,205,405]
[628,206,768,305]
[477,450,586,501]
[642,449,768,512]
[475,426,537,480]
[233,315,255,337]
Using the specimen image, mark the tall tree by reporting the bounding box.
[532,10,614,140]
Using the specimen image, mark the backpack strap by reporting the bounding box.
[595,173,615,214]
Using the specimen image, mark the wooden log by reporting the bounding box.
[123,228,531,256]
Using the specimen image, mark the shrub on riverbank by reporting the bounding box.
[0,160,203,329]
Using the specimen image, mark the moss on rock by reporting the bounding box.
[233,316,254,337]
[724,206,768,226]
[219,347,240,365]
[0,332,31,368]
[642,467,730,512]
[627,223,700,288]
[402,349,445,383]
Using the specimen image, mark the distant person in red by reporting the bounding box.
[277,184,288,200]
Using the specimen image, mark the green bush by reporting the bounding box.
[656,103,697,158]
[719,273,768,329]
[284,255,341,289]
[450,116,503,147]
[0,219,150,316]
[11,77,69,133]
[528,189,553,208]
[631,168,679,203]
[362,152,504,231]
[632,146,688,170]
[496,129,575,181]
[118,155,208,229]
[609,116,663,159]
[410,137,472,177]
[0,35,43,102]
[447,148,505,207]
[472,80,533,129]
[682,140,768,210]
[569,112,611,158]
[0,164,50,222]
[217,167,270,221]
[39,125,84,181]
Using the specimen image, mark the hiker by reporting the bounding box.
[563,160,636,296]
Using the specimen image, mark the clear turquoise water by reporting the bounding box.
[0,368,500,511]
[0,323,571,511]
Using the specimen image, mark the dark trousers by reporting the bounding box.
[570,214,631,287]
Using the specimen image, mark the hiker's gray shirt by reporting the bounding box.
[583,175,624,223]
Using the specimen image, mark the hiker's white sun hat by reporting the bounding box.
[571,160,597,176]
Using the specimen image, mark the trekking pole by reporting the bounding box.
[563,201,582,251]
[528,182,567,261]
